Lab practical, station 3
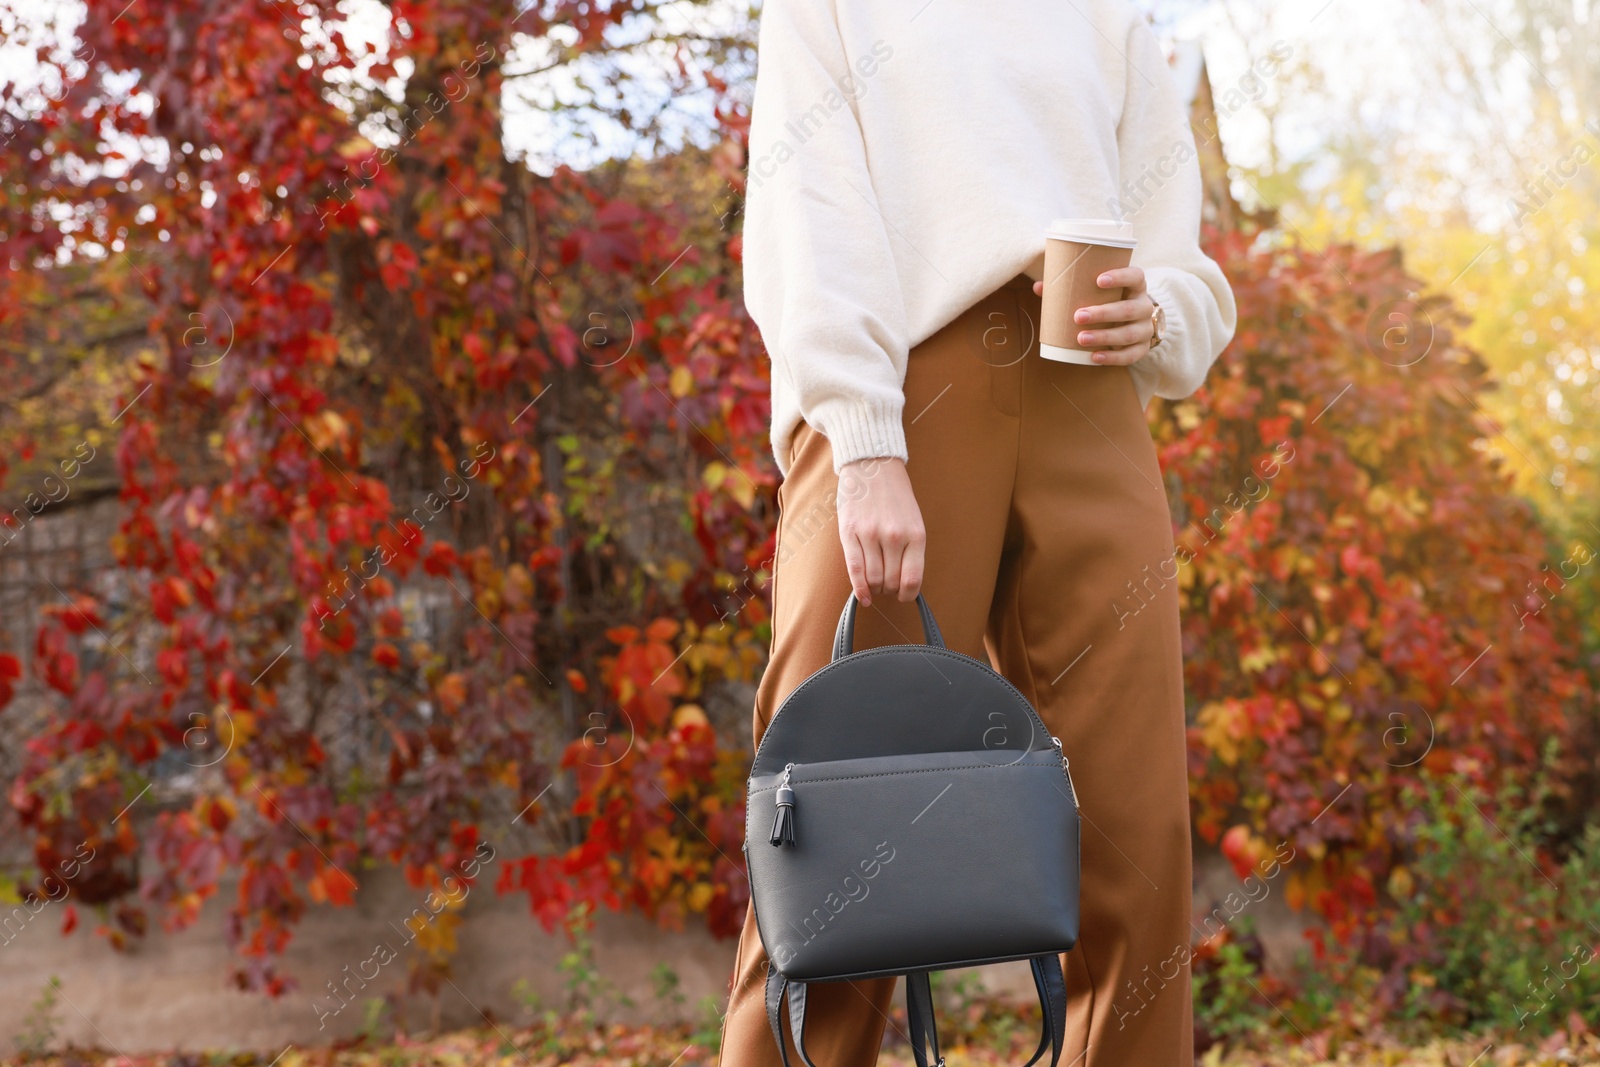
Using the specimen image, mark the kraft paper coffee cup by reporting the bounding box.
[1040,219,1137,365]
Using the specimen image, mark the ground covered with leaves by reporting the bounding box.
[6,1022,1600,1067]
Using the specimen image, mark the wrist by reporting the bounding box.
[809,395,908,474]
[840,455,905,476]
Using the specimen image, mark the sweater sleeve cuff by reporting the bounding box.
[807,395,908,474]
[1130,269,1200,401]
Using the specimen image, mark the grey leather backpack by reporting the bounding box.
[745,593,1081,1067]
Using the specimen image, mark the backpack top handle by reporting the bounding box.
[831,591,946,662]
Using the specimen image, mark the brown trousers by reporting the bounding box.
[720,274,1194,1067]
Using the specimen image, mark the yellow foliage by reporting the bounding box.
[410,909,461,960]
[701,459,756,509]
[1197,701,1244,766]
[494,762,520,790]
[1296,126,1600,540]
[727,472,757,510]
[308,409,351,452]
[502,564,533,610]
[1239,645,1278,674]
[1285,871,1306,912]
[672,704,709,730]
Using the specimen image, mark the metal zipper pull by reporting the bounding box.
[1051,737,1081,809]
[769,762,797,847]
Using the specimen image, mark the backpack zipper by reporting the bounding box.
[1050,736,1080,809]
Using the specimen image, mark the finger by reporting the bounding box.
[1078,321,1151,349]
[1074,297,1152,326]
[879,532,904,598]
[1096,266,1146,293]
[899,532,926,601]
[841,529,872,606]
[860,531,886,597]
[1032,280,1044,297]
[1090,343,1150,366]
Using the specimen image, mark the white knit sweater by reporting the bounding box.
[741,0,1238,477]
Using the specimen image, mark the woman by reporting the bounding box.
[723,1,1237,1064]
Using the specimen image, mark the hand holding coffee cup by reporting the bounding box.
[1034,218,1157,366]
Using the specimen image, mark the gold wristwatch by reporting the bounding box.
[1150,299,1167,349]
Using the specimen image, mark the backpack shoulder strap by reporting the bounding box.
[905,955,1067,1067]
[768,954,1067,1067]
[1024,954,1068,1067]
[905,970,943,1067]
[766,966,820,1067]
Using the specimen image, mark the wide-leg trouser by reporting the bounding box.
[719,273,1194,1067]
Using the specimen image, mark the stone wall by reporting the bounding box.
[0,845,1308,1054]
[0,864,736,1054]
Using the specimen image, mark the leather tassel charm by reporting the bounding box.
[770,763,797,847]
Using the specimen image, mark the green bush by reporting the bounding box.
[12,977,62,1061]
[1380,766,1600,1034]
[1192,921,1276,1047]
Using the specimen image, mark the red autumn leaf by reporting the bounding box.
[157,648,189,688]
[422,541,458,576]
[1220,824,1255,881]
[42,650,79,696]
[644,617,679,642]
[321,867,359,907]
[437,672,467,715]
[0,653,20,706]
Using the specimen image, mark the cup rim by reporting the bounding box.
[1046,218,1138,248]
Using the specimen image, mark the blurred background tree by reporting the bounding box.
[1198,0,1600,543]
